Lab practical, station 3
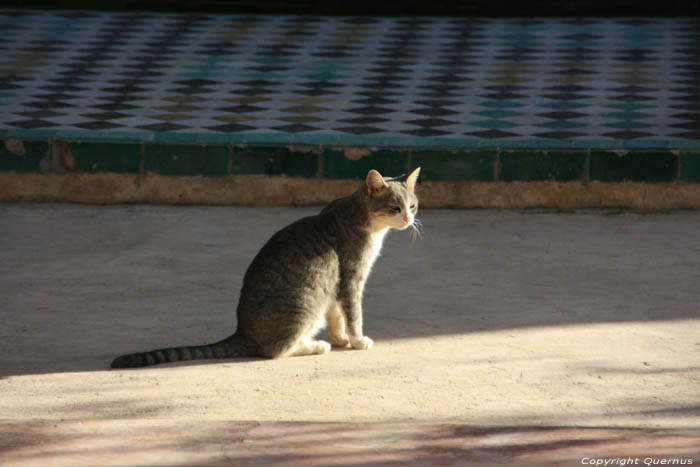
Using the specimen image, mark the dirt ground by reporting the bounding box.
[1,204,698,465]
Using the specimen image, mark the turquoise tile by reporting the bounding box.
[338,134,384,146]
[471,120,519,130]
[196,133,246,144]
[672,140,700,150]
[483,139,571,149]
[572,138,622,148]
[606,121,650,130]
[5,129,57,140]
[541,101,586,110]
[253,57,294,65]
[432,137,481,148]
[473,110,521,119]
[293,134,340,145]
[478,139,512,148]
[54,130,153,142]
[604,102,653,111]
[479,100,525,109]
[623,139,669,148]
[537,121,586,130]
[95,131,153,142]
[384,136,433,147]
[244,133,294,146]
[604,111,651,120]
[153,132,200,143]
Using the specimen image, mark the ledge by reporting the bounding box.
[2,138,699,209]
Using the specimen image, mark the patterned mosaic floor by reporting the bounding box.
[1,10,699,148]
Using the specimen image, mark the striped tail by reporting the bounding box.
[110,334,251,369]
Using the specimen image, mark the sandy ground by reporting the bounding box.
[1,204,699,465]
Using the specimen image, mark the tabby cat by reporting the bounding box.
[111,168,420,368]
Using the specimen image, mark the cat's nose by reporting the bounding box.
[403,214,412,224]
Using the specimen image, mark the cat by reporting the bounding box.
[111,167,420,368]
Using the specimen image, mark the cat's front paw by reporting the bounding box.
[350,336,374,350]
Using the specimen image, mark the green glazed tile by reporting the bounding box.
[496,139,572,149]
[144,144,229,176]
[292,134,339,146]
[55,130,152,143]
[244,133,294,146]
[338,134,384,147]
[672,140,700,150]
[322,148,408,180]
[152,132,200,143]
[411,150,495,181]
[232,146,318,178]
[590,151,677,183]
[572,138,621,148]
[432,137,481,148]
[5,129,57,140]
[499,150,586,182]
[384,136,433,147]
[70,142,141,174]
[623,139,669,148]
[680,153,700,183]
[196,133,245,144]
[0,139,49,173]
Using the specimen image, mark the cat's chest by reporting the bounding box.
[364,228,389,275]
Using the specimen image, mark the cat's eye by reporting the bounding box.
[390,206,401,213]
[410,204,416,210]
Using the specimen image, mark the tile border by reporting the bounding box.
[4,129,700,152]
[3,137,700,189]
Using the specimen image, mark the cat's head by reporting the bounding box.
[364,167,421,233]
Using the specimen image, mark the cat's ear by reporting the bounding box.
[366,169,387,197]
[405,167,421,192]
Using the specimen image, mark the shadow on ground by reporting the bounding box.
[1,204,699,377]
[1,420,698,467]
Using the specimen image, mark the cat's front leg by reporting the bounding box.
[338,293,374,350]
[328,302,350,348]
[351,334,374,350]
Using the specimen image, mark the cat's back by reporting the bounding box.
[243,211,337,282]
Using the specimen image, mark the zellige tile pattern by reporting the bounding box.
[0,11,699,148]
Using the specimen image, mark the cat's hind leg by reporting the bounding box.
[291,315,331,356]
[291,337,331,357]
[260,334,330,358]
[260,315,331,358]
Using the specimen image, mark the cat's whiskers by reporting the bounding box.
[410,217,424,241]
